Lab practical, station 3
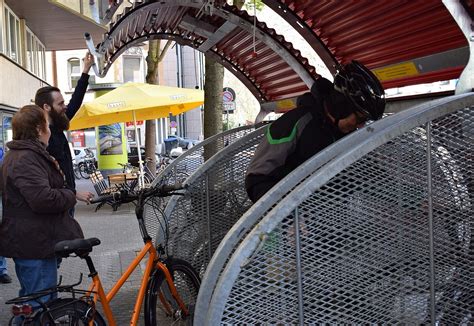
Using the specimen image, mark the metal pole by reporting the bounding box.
[205,174,212,259]
[293,208,305,325]
[133,110,144,189]
[426,122,436,325]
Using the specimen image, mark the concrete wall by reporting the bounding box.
[0,54,48,109]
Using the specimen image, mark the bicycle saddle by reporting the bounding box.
[55,238,101,258]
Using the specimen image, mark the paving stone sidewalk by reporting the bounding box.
[0,179,170,325]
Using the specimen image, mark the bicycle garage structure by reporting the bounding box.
[86,0,473,324]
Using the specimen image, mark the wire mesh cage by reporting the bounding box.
[142,125,257,248]
[160,126,267,276]
[205,96,473,324]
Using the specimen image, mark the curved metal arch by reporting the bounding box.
[203,92,474,324]
[92,0,318,102]
[263,0,338,75]
[96,32,268,102]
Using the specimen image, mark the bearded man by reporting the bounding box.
[34,52,95,210]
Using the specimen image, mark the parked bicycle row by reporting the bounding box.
[73,148,175,181]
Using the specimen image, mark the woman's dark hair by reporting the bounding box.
[12,105,48,140]
[34,86,60,109]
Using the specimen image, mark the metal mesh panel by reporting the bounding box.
[430,110,473,324]
[158,125,256,187]
[142,125,256,247]
[213,106,473,324]
[163,128,266,276]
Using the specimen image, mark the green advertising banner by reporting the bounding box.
[92,85,128,171]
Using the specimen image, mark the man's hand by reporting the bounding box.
[76,191,95,203]
[82,52,94,74]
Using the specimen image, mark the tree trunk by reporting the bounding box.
[144,40,160,175]
[202,0,245,161]
[203,57,224,160]
[144,39,172,175]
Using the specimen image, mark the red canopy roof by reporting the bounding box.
[92,0,472,105]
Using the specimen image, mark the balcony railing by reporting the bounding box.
[50,0,123,26]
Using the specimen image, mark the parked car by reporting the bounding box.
[128,146,160,167]
[166,135,199,149]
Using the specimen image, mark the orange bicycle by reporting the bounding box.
[6,184,200,325]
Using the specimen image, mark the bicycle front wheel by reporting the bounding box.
[145,258,201,326]
[39,298,106,326]
[78,162,90,179]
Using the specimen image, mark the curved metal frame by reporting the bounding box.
[152,124,257,187]
[158,125,268,275]
[202,93,474,324]
[91,0,317,103]
[263,0,338,74]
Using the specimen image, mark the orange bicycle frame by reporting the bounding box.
[85,240,189,326]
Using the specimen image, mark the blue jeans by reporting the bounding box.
[0,256,7,275]
[13,258,58,307]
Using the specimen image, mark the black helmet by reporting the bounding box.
[333,60,386,120]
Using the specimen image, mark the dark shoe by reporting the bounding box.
[0,274,12,283]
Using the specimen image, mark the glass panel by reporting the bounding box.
[40,47,46,79]
[26,32,33,71]
[71,76,80,89]
[4,9,10,56]
[70,61,80,74]
[9,12,16,61]
[0,7,3,53]
[2,115,13,153]
[68,58,81,88]
[15,19,20,64]
[123,57,141,83]
[33,38,38,74]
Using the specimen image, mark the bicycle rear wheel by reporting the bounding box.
[74,166,82,180]
[39,298,106,326]
[145,258,201,326]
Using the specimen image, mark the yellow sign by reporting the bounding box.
[275,98,297,113]
[373,62,419,81]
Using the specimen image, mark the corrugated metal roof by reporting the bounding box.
[266,0,472,88]
[92,0,471,105]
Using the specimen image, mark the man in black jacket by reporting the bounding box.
[245,61,386,203]
[35,52,95,209]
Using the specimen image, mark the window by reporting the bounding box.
[4,5,21,64]
[0,113,13,164]
[123,56,141,82]
[25,27,46,79]
[68,58,81,89]
[0,4,3,53]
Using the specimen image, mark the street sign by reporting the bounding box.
[223,87,236,102]
[223,87,236,113]
[223,102,236,113]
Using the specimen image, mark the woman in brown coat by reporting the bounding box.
[0,105,83,307]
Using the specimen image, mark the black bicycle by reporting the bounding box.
[78,149,97,179]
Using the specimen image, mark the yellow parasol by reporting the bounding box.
[69,82,204,188]
[69,83,204,130]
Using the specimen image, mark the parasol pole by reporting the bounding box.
[133,110,145,189]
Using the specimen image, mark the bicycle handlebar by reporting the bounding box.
[90,183,187,206]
